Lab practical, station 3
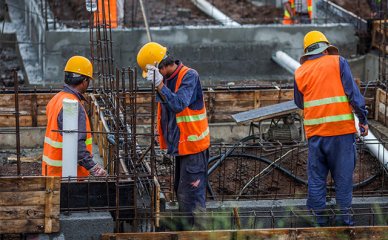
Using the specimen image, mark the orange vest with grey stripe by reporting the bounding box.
[42,92,92,177]
[283,0,312,25]
[157,66,210,156]
[295,55,356,139]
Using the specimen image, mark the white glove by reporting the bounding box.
[89,163,107,176]
[146,64,163,87]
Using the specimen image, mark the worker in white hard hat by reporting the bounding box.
[137,42,210,230]
[294,31,368,226]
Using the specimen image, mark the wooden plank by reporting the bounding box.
[0,177,60,192]
[7,154,42,163]
[375,88,382,121]
[0,191,60,206]
[0,205,59,220]
[44,177,55,233]
[0,219,46,234]
[102,226,388,240]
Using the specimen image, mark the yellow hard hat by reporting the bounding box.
[64,56,93,79]
[137,42,167,78]
[300,30,339,64]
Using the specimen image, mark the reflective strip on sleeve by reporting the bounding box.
[308,6,312,11]
[85,137,93,145]
[304,96,349,108]
[176,112,207,123]
[44,136,63,148]
[187,127,210,142]
[304,113,354,126]
[42,155,62,167]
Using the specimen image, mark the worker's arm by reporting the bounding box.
[57,105,96,170]
[339,56,368,125]
[157,70,199,113]
[293,79,304,109]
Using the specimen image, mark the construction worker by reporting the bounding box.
[283,0,312,24]
[42,56,107,177]
[137,42,210,230]
[294,31,368,226]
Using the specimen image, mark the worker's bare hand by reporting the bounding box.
[359,123,369,137]
[90,163,107,176]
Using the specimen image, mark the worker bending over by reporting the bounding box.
[42,56,107,177]
[137,42,210,230]
[283,0,312,24]
[294,31,368,226]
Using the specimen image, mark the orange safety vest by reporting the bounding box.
[157,66,210,156]
[94,0,117,28]
[42,92,93,177]
[283,0,313,25]
[295,55,356,139]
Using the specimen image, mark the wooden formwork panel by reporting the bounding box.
[102,226,388,240]
[372,20,388,54]
[0,176,60,234]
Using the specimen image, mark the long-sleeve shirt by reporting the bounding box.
[57,84,96,170]
[157,61,205,155]
[294,54,368,125]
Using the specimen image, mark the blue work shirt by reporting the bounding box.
[294,54,368,125]
[157,61,204,156]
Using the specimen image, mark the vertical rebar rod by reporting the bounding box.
[150,70,156,230]
[115,67,121,232]
[13,70,20,176]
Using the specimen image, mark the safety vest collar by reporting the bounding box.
[304,96,349,108]
[304,113,354,126]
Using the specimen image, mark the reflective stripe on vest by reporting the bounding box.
[45,136,93,148]
[187,127,209,142]
[45,136,63,148]
[176,112,207,123]
[42,155,62,167]
[304,113,354,126]
[304,96,349,108]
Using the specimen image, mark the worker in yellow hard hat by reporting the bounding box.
[137,42,210,230]
[294,31,368,226]
[42,56,107,177]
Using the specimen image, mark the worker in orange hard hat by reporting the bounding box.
[42,56,107,177]
[283,0,312,24]
[294,31,368,226]
[137,42,210,230]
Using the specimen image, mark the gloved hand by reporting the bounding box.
[89,163,107,176]
[146,64,163,87]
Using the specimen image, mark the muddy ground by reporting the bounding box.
[47,0,381,28]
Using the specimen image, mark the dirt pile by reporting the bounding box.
[330,0,378,19]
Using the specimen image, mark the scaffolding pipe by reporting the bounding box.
[190,0,240,27]
[62,98,79,177]
[273,50,388,170]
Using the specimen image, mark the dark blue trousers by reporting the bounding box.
[174,149,208,230]
[307,134,356,226]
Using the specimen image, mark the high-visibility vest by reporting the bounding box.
[94,0,117,28]
[42,92,93,177]
[295,55,357,138]
[157,66,210,156]
[283,0,313,25]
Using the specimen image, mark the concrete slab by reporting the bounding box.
[60,212,114,240]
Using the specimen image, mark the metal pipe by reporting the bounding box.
[138,0,152,42]
[13,70,21,175]
[190,0,240,26]
[273,50,388,170]
[62,98,79,177]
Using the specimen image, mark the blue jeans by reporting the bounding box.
[307,134,356,226]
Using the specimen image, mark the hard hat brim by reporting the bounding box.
[299,45,339,64]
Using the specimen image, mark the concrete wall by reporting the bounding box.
[44,24,358,86]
